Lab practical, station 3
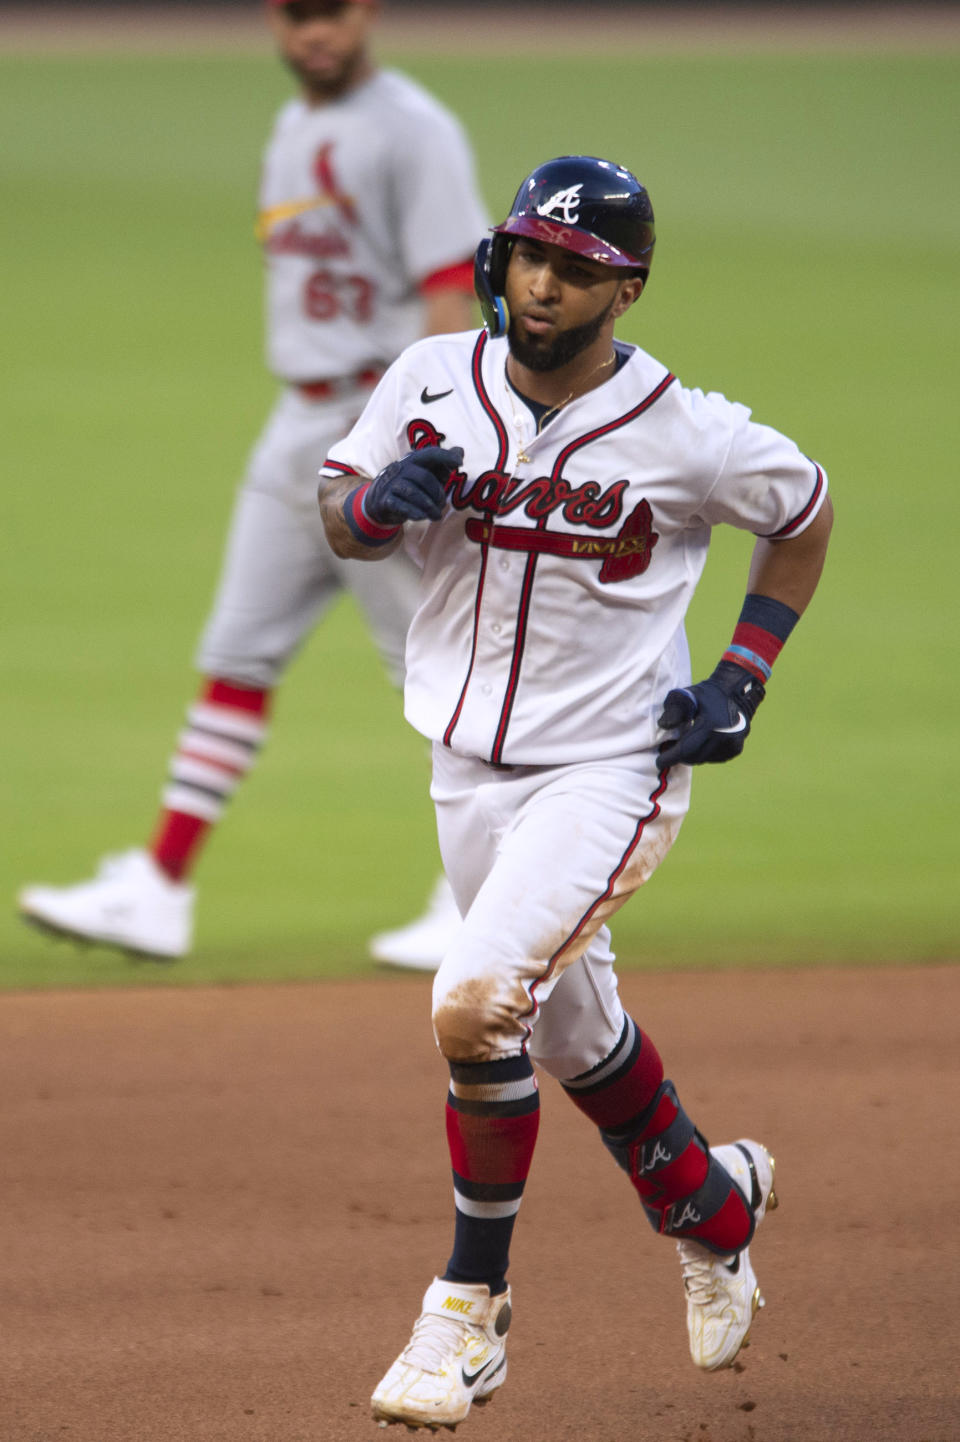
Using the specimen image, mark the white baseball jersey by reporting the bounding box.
[258,70,489,382]
[321,329,829,766]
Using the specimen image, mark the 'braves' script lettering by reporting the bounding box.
[452,472,628,530]
[405,418,628,532]
[408,419,445,450]
[403,420,658,578]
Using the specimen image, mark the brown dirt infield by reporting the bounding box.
[2,962,957,1441]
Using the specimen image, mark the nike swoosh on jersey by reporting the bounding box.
[420,386,454,403]
[715,711,747,735]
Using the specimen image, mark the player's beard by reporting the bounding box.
[282,47,366,101]
[507,296,616,373]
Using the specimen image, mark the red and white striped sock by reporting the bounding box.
[149,679,271,882]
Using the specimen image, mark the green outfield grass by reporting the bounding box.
[2,41,957,989]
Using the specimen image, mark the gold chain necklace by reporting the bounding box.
[505,353,616,464]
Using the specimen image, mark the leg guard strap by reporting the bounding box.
[601,1079,706,1203]
[647,1155,756,1254]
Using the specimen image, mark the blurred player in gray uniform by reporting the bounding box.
[318,155,833,1429]
[18,0,489,967]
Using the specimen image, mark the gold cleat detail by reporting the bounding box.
[767,1157,779,1211]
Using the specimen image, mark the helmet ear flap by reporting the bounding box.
[488,233,510,294]
[473,235,511,338]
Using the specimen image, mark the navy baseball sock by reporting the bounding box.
[442,1053,540,1295]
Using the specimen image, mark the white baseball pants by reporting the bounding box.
[430,743,691,1078]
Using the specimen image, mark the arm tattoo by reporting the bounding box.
[318,474,404,561]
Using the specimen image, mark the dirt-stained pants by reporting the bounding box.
[430,743,691,1079]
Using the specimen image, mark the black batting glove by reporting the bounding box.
[364,445,464,526]
[656,660,765,770]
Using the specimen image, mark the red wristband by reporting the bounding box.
[722,625,784,683]
[344,484,401,547]
[720,594,799,683]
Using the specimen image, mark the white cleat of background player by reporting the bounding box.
[19,854,459,969]
[19,851,193,962]
[368,874,461,970]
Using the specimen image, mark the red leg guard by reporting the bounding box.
[602,1080,754,1255]
[562,1020,755,1255]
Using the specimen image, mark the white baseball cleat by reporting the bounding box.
[677,1138,778,1371]
[368,874,461,972]
[18,849,194,961]
[371,1277,511,1430]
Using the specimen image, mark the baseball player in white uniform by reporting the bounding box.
[317,155,833,1429]
[18,0,489,968]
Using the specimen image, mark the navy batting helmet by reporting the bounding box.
[474,155,655,337]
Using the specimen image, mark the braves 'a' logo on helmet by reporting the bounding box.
[536,184,583,225]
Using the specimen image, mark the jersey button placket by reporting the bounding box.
[463,551,518,747]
